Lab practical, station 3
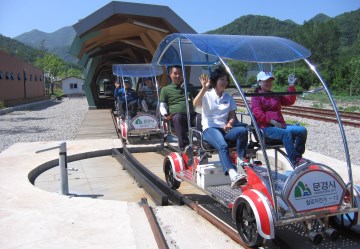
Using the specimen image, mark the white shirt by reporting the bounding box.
[201,88,237,130]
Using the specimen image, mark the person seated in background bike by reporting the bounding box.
[114,79,139,119]
[140,77,158,110]
[159,65,198,151]
[193,67,248,188]
[250,71,307,167]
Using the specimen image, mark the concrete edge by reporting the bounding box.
[0,99,54,115]
[28,148,119,184]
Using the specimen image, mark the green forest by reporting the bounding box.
[207,10,360,96]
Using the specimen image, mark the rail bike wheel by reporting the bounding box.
[235,199,265,247]
[331,189,359,230]
[164,162,180,189]
[331,212,358,229]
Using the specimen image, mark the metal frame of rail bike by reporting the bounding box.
[112,64,164,144]
[151,33,359,247]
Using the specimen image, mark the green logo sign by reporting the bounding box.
[294,181,312,198]
[135,119,142,124]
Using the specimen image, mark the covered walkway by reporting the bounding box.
[70,1,196,109]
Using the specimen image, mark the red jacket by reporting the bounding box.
[250,86,296,128]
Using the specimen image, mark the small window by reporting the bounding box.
[0,71,3,80]
[39,75,42,81]
[30,74,32,81]
[70,83,78,89]
[11,73,14,80]
[18,73,21,80]
[6,72,10,80]
[24,73,27,80]
[35,75,37,81]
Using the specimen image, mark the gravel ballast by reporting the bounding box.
[0,97,359,166]
[0,98,88,153]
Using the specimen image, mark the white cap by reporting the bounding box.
[257,71,275,82]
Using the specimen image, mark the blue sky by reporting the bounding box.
[0,0,359,38]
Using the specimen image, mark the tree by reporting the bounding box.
[35,53,64,95]
[348,59,360,96]
[294,20,341,86]
[227,61,248,86]
[59,67,83,79]
[273,67,315,90]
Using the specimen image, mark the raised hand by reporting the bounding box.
[288,73,297,86]
[199,74,211,89]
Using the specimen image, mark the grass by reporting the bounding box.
[285,119,308,127]
[301,91,330,102]
[50,88,64,97]
[338,106,360,112]
[302,91,360,112]
[0,101,5,109]
[237,107,247,113]
[236,106,308,127]
[311,102,325,109]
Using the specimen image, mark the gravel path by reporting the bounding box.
[1,97,359,166]
[0,97,88,153]
[284,115,360,166]
[291,98,360,166]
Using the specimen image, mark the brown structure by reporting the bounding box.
[0,51,45,106]
[70,1,196,109]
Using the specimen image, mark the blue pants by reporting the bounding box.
[262,125,307,164]
[117,99,138,118]
[203,126,248,175]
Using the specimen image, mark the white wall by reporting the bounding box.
[62,77,85,95]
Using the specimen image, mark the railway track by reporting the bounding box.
[109,110,360,248]
[235,100,360,128]
[112,145,360,248]
[112,146,252,248]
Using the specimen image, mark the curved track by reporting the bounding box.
[110,110,360,248]
[112,146,360,248]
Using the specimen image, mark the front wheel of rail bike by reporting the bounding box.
[164,162,180,189]
[236,199,265,247]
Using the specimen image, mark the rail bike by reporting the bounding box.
[112,64,163,144]
[152,33,360,247]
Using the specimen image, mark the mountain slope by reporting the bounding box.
[334,9,360,48]
[14,26,77,63]
[309,13,331,23]
[0,34,43,64]
[206,15,298,38]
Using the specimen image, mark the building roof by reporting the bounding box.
[70,1,196,79]
[61,76,85,81]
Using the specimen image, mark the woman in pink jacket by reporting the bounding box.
[250,71,307,167]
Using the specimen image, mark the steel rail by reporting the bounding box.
[115,145,252,248]
[181,196,252,249]
[236,101,360,128]
[141,198,169,249]
[112,148,169,205]
[109,108,121,138]
[122,145,184,205]
[283,106,360,119]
